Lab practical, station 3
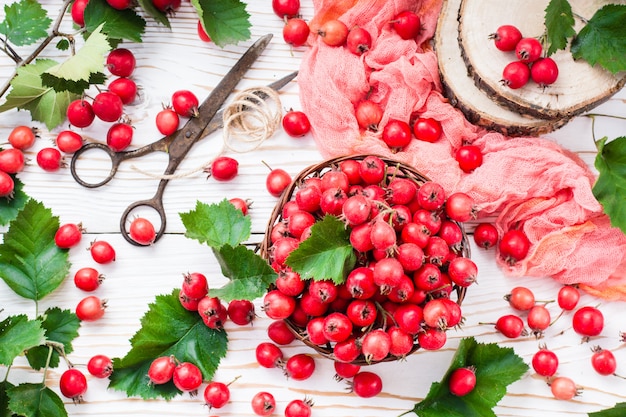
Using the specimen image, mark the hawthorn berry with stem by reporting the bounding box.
[203,375,241,410]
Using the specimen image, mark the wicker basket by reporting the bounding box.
[260,154,470,365]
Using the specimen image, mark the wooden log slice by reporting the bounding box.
[434,0,568,136]
[458,0,626,120]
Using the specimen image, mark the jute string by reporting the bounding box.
[131,86,282,179]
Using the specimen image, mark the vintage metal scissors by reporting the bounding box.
[70,33,297,245]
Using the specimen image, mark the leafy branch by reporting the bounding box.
[0,199,81,417]
[585,114,626,235]
[543,0,626,73]
[180,199,277,301]
[403,337,528,417]
[542,1,626,233]
[0,0,76,97]
[108,199,276,400]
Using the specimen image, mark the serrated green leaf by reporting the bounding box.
[56,38,69,51]
[0,199,70,300]
[0,0,51,46]
[544,0,575,56]
[589,403,626,417]
[593,136,626,234]
[26,307,80,370]
[0,175,28,226]
[211,244,277,301]
[408,337,528,417]
[7,383,67,417]
[41,24,111,94]
[136,0,170,28]
[571,4,626,74]
[108,289,228,400]
[192,0,251,47]
[85,0,147,42]
[285,215,357,285]
[1,380,15,417]
[0,59,77,129]
[0,315,46,366]
[180,199,251,248]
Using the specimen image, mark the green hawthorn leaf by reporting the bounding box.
[593,136,626,234]
[137,0,171,28]
[408,337,528,417]
[0,175,28,226]
[180,199,251,248]
[0,199,70,300]
[1,380,15,417]
[286,215,357,285]
[211,244,277,301]
[571,5,626,74]
[544,0,575,56]
[589,403,626,417]
[191,0,251,47]
[56,38,70,51]
[0,315,46,366]
[7,382,67,417]
[85,0,147,42]
[41,24,111,94]
[0,0,51,46]
[0,59,77,129]
[108,289,228,400]
[26,307,80,370]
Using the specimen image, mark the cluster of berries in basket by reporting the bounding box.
[263,155,479,364]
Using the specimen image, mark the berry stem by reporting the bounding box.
[227,375,242,386]
[41,344,55,384]
[2,363,11,383]
[261,160,273,171]
[550,310,564,326]
[572,12,589,25]
[583,113,626,121]
[585,113,626,151]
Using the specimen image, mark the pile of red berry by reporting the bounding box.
[488,284,619,401]
[261,154,478,365]
[490,25,559,90]
[177,271,256,329]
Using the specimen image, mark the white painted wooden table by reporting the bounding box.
[1,2,625,416]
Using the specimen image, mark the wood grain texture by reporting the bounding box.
[457,0,626,120]
[435,0,568,136]
[1,2,626,417]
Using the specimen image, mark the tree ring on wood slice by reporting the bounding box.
[435,0,567,136]
[458,0,626,121]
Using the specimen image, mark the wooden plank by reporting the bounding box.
[1,1,625,416]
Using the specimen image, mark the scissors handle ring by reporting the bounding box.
[119,197,167,246]
[70,143,120,188]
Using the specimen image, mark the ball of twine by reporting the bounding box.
[222,86,283,153]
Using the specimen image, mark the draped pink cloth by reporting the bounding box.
[297,0,626,300]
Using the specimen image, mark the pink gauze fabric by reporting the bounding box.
[297,0,626,300]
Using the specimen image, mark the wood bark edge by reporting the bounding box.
[434,0,567,137]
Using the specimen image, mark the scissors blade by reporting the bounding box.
[200,71,298,136]
[195,33,274,128]
[163,33,274,171]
